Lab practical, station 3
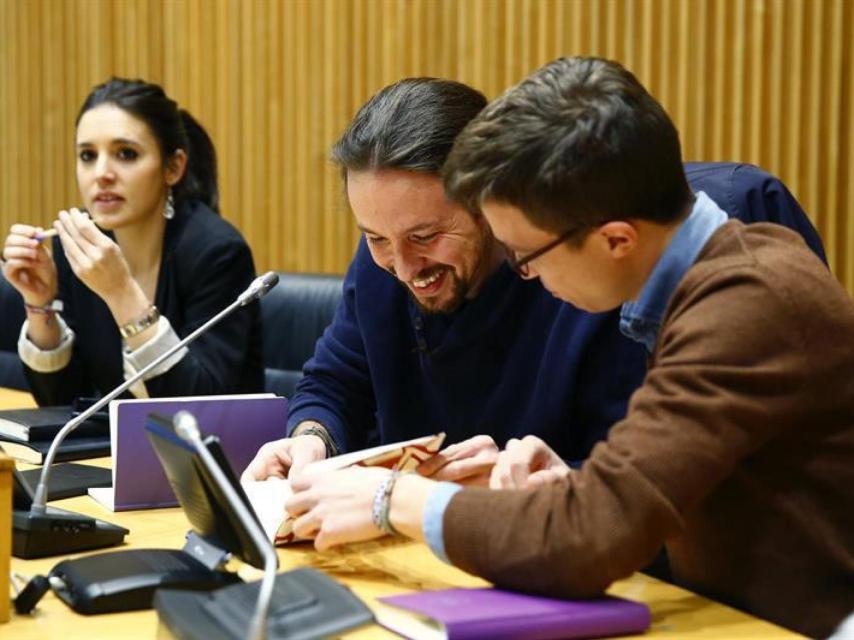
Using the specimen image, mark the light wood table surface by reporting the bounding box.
[1,388,802,639]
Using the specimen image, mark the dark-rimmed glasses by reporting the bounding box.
[506,228,578,277]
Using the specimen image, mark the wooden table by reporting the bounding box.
[1,389,803,638]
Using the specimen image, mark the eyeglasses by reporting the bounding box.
[506,228,578,277]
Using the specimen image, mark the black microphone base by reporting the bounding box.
[154,567,374,640]
[13,507,128,559]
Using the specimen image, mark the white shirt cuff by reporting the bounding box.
[17,315,74,373]
[122,315,188,398]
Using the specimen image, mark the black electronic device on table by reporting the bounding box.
[144,412,374,640]
[12,465,127,559]
[18,462,112,501]
[14,411,373,636]
[35,413,262,615]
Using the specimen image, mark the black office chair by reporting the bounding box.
[685,162,826,263]
[260,272,343,398]
[1,268,345,397]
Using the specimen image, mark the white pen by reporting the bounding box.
[34,228,59,241]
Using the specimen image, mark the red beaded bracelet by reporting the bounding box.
[24,300,64,315]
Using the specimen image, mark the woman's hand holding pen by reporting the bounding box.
[55,208,156,346]
[1,223,59,307]
[55,208,136,303]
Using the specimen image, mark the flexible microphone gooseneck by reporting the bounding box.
[29,271,280,519]
[174,410,277,640]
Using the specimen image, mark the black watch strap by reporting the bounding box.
[296,425,338,458]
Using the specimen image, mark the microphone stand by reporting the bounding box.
[174,410,277,640]
[27,272,279,532]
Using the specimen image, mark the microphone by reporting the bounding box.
[238,271,279,306]
[174,411,277,640]
[17,272,280,557]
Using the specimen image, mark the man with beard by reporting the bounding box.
[244,77,825,487]
[244,77,649,484]
[284,59,852,638]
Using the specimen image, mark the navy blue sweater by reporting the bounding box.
[287,241,646,458]
[286,162,826,458]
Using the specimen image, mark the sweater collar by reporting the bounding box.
[410,260,521,353]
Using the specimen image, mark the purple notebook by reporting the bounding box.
[88,394,287,511]
[377,588,650,640]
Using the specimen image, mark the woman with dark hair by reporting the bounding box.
[1,77,263,404]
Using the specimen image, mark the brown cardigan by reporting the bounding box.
[443,221,854,638]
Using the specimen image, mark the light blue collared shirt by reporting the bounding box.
[422,481,463,562]
[619,191,728,352]
[421,192,729,565]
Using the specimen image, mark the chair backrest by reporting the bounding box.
[0,271,27,390]
[0,268,344,396]
[260,271,343,397]
[684,162,827,263]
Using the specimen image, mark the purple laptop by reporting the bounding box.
[88,394,287,511]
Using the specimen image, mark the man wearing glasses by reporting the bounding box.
[244,77,649,484]
[505,229,580,277]
[244,76,823,491]
[286,58,852,639]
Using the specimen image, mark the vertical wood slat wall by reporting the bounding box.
[1,0,852,296]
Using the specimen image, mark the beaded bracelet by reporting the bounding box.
[371,470,402,536]
[24,300,64,315]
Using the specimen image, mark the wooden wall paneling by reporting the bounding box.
[42,0,65,221]
[0,1,8,223]
[321,0,337,271]
[280,0,297,270]
[331,0,357,270]
[295,0,312,270]
[823,0,843,276]
[0,1,18,223]
[709,0,726,161]
[307,1,327,271]
[241,0,269,267]
[216,0,242,235]
[845,0,854,292]
[804,0,824,254]
[746,0,764,166]
[784,0,805,210]
[0,0,851,295]
[766,0,783,173]
[267,0,285,271]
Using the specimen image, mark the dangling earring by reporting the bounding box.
[164,189,175,220]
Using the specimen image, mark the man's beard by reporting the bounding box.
[405,266,468,315]
[393,221,497,315]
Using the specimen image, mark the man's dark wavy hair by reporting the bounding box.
[331,77,487,178]
[443,56,693,243]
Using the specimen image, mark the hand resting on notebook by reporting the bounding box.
[241,432,327,482]
[414,434,499,486]
[243,429,499,486]
[287,467,435,551]
[284,435,572,552]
